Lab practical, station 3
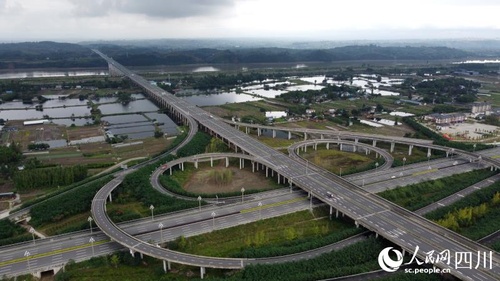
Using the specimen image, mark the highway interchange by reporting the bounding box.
[2,146,499,277]
[0,51,499,280]
[94,51,500,280]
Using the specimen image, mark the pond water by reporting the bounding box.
[98,99,159,115]
[192,66,220,72]
[50,118,92,127]
[180,92,262,106]
[0,70,108,80]
[0,93,179,139]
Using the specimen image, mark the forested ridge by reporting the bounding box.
[98,44,471,66]
[0,41,472,69]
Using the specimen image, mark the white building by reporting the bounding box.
[265,111,287,120]
[471,102,491,115]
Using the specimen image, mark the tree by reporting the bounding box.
[376,75,382,82]
[116,92,132,105]
[110,254,120,268]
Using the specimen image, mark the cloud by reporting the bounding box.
[0,0,23,14]
[70,0,235,18]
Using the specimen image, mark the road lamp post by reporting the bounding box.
[211,211,216,230]
[375,162,379,170]
[88,216,93,235]
[241,187,245,203]
[258,201,263,220]
[197,196,202,211]
[158,222,164,243]
[150,204,154,221]
[402,157,406,171]
[339,167,342,177]
[473,143,477,152]
[29,227,35,245]
[24,251,31,272]
[89,237,95,256]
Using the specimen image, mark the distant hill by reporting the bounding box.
[0,41,106,69]
[95,44,472,66]
[0,41,474,69]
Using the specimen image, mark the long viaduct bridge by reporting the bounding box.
[99,50,500,280]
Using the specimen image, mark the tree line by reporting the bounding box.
[14,165,88,190]
[0,142,23,179]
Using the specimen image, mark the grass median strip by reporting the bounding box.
[412,168,438,176]
[240,197,307,214]
[0,239,110,267]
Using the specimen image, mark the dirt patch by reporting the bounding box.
[66,125,103,141]
[3,121,66,150]
[183,166,276,194]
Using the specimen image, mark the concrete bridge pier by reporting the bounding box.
[200,267,206,279]
[339,143,343,151]
[257,128,262,136]
[277,174,281,184]
[266,167,269,177]
[408,145,414,156]
[304,144,307,152]
[194,159,198,169]
[210,157,213,167]
[375,232,379,238]
[336,209,339,218]
[108,193,112,203]
[169,167,172,175]
[355,221,359,228]
[245,127,249,134]
[304,132,307,140]
[326,142,330,150]
[252,161,255,173]
[314,143,318,150]
[372,140,377,147]
[309,193,313,210]
[288,131,292,140]
[427,147,432,156]
[163,260,169,273]
[272,130,276,138]
[320,134,324,140]
[390,142,395,153]
[129,249,135,257]
[329,205,333,219]
[180,162,184,171]
[225,157,229,167]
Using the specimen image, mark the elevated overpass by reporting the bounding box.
[92,50,500,281]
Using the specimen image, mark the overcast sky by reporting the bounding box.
[1,0,499,42]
